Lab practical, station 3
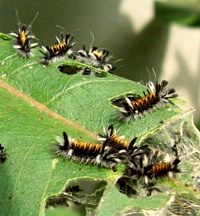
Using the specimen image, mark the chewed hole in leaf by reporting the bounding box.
[58,64,93,76]
[58,65,80,75]
[57,63,108,78]
[46,179,107,214]
[115,176,138,198]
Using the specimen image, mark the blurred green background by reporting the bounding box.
[0,0,200,127]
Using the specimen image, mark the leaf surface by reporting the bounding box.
[1,34,199,216]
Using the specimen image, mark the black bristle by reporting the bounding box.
[128,137,137,152]
[0,144,7,164]
[107,124,114,137]
[160,80,168,89]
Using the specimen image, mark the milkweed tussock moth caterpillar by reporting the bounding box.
[75,45,115,72]
[125,148,180,184]
[111,80,178,121]
[55,131,128,171]
[37,26,115,72]
[9,11,38,58]
[40,33,76,64]
[98,124,147,169]
[117,147,180,196]
[142,151,180,184]
[54,126,181,197]
[55,127,146,171]
[98,124,130,150]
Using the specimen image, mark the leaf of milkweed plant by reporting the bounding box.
[0,33,200,216]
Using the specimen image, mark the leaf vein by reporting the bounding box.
[47,79,130,104]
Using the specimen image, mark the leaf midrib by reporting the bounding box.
[0,79,97,139]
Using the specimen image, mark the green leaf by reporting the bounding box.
[155,0,200,26]
[96,183,169,216]
[46,207,82,216]
[0,36,180,138]
[0,34,199,216]
[0,85,107,216]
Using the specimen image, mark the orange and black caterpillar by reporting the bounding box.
[145,159,180,179]
[117,148,180,196]
[0,144,7,164]
[142,154,180,187]
[99,124,145,157]
[9,12,38,58]
[127,149,180,184]
[98,124,130,150]
[41,33,76,64]
[98,124,146,168]
[111,80,178,120]
[75,45,115,72]
[55,131,130,171]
